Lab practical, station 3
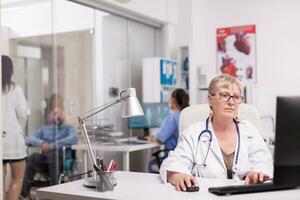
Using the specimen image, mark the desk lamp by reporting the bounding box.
[78,88,144,191]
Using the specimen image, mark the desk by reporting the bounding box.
[72,140,159,171]
[37,171,300,200]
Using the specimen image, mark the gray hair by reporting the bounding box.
[208,74,244,95]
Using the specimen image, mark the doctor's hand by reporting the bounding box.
[244,171,272,184]
[167,171,198,191]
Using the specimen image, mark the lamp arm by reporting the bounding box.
[81,98,122,121]
[78,116,114,190]
[78,97,125,171]
[78,117,97,170]
[77,88,140,172]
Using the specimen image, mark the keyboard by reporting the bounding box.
[208,182,296,195]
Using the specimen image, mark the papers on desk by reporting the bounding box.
[116,137,150,145]
[80,121,124,141]
[93,137,151,146]
[120,140,150,145]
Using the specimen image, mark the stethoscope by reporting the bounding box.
[193,116,241,178]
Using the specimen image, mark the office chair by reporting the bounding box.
[179,103,263,136]
[150,148,170,173]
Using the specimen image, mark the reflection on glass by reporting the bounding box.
[2,1,95,198]
[1,0,162,197]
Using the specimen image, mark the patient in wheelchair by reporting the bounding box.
[21,106,78,198]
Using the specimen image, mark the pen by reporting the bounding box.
[96,156,101,171]
[104,163,108,171]
[108,160,114,171]
[111,161,117,171]
[100,158,104,171]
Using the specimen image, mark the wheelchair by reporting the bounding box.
[26,146,77,198]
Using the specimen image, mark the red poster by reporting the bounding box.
[217,25,256,84]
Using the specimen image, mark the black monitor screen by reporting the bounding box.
[274,96,300,186]
[128,102,170,129]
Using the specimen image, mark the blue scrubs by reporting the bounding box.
[155,111,180,151]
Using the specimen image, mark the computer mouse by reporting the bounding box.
[185,185,200,192]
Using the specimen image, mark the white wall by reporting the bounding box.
[1,0,174,24]
[190,0,300,118]
[174,0,191,47]
[101,0,175,23]
[0,27,11,55]
[1,0,178,39]
[98,0,180,59]
[1,1,94,38]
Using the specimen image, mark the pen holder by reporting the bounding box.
[95,170,117,192]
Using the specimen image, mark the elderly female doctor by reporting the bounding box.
[159,74,273,191]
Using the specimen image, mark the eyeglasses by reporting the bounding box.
[211,92,244,104]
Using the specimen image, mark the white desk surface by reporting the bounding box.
[37,171,300,200]
[72,142,159,152]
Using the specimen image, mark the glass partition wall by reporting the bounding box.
[1,0,161,197]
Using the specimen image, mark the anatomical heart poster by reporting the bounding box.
[217,25,256,84]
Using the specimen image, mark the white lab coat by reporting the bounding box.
[160,118,273,183]
[2,85,30,159]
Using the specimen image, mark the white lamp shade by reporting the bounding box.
[122,96,144,118]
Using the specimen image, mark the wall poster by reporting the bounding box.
[217,25,256,84]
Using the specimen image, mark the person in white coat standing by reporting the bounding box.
[160,74,273,191]
[2,55,31,200]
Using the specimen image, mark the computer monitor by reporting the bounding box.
[274,96,300,186]
[128,102,170,129]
